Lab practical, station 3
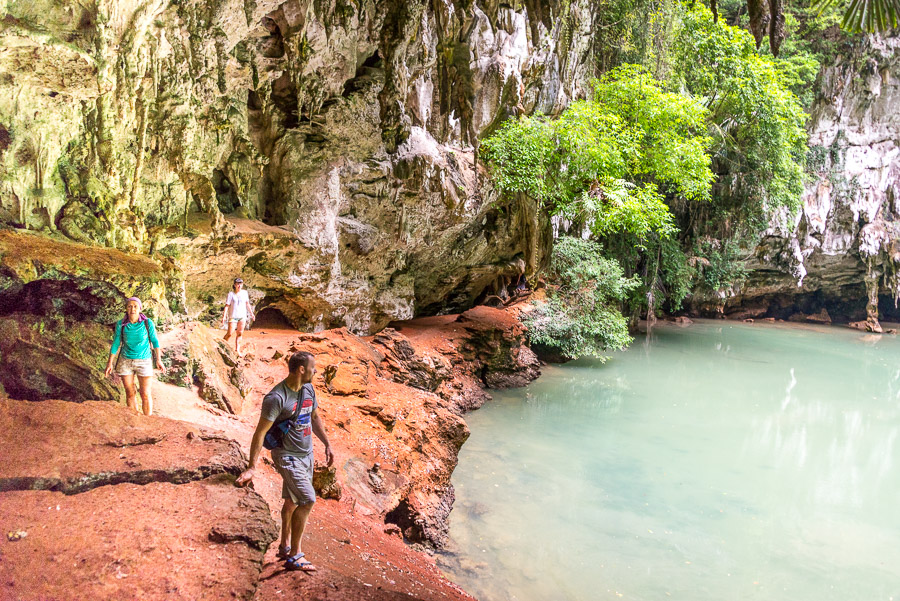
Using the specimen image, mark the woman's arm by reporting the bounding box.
[148,320,164,371]
[222,298,231,325]
[105,321,121,377]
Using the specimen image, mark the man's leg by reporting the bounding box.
[289,502,314,556]
[137,375,153,416]
[280,498,296,551]
[235,319,245,355]
[122,374,138,411]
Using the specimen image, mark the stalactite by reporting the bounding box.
[131,86,146,203]
[864,256,883,333]
[747,0,769,49]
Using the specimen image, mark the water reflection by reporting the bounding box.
[445,320,900,601]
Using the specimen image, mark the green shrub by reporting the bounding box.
[523,238,637,361]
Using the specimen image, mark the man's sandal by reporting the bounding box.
[276,545,291,559]
[284,553,317,572]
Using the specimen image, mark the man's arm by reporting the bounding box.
[235,414,274,486]
[311,409,334,467]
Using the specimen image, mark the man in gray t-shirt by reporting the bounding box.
[261,380,317,456]
[236,351,334,572]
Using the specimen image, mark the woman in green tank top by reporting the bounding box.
[104,297,164,415]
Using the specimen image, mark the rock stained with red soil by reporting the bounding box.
[0,304,540,601]
[0,399,277,601]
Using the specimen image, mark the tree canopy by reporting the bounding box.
[481,65,713,242]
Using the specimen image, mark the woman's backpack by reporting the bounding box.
[119,314,151,353]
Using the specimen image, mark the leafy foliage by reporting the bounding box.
[523,238,637,361]
[692,238,749,291]
[814,0,900,31]
[482,65,713,242]
[673,6,808,228]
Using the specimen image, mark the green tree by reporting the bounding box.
[672,6,808,234]
[482,64,714,242]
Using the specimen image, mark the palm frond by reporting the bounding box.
[814,0,900,32]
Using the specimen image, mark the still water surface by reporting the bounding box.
[442,320,900,601]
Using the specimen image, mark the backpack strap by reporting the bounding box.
[119,318,152,353]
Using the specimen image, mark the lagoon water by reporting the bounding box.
[442,320,900,601]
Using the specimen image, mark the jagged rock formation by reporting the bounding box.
[0,0,602,333]
[251,306,539,548]
[696,33,900,329]
[0,229,180,400]
[0,398,277,601]
[161,323,252,413]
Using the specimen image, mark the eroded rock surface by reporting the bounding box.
[0,398,276,601]
[0,399,246,493]
[160,323,251,414]
[0,479,274,601]
[0,0,603,332]
[0,229,177,323]
[703,33,900,328]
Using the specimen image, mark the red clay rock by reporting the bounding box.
[372,328,453,393]
[0,399,245,493]
[455,306,541,388]
[0,476,276,601]
[0,398,276,601]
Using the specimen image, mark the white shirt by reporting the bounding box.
[226,289,251,320]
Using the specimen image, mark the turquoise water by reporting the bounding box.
[441,320,900,601]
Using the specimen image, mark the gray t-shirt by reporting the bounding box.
[261,381,317,457]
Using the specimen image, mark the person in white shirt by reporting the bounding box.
[222,277,255,356]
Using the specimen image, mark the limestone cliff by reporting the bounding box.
[696,33,900,329]
[0,0,603,332]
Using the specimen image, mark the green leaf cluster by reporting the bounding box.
[673,5,808,222]
[481,65,714,242]
[523,238,638,361]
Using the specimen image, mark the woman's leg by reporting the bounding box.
[137,375,153,416]
[224,320,235,341]
[122,374,138,411]
[235,319,245,355]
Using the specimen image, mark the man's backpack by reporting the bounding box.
[263,419,294,450]
[263,385,302,450]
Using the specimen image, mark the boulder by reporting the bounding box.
[372,328,452,392]
[0,313,119,402]
[0,230,176,324]
[456,306,541,388]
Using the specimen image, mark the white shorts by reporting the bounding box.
[117,357,154,377]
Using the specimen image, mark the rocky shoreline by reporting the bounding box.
[0,295,539,600]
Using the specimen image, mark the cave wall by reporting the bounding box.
[0,0,597,333]
[700,33,900,328]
